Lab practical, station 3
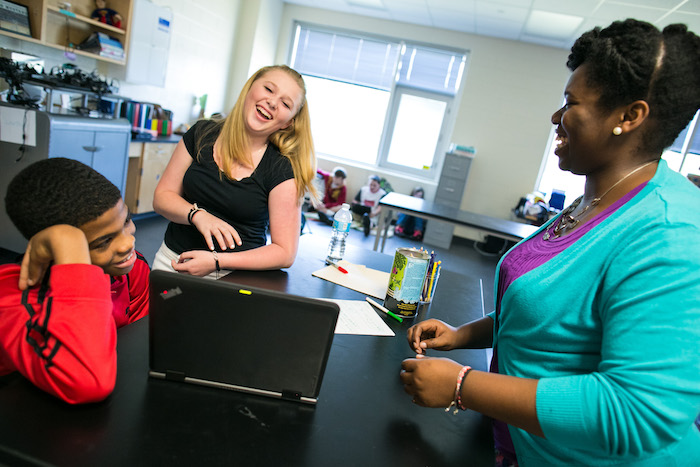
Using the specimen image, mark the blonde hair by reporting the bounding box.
[198,65,317,201]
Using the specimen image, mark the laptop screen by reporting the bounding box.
[148,270,340,403]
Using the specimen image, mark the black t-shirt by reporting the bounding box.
[164,120,295,254]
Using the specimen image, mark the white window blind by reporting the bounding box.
[397,45,465,96]
[292,27,400,90]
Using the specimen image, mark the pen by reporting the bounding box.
[326,260,348,274]
[366,297,403,323]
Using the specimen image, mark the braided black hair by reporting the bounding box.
[567,18,700,155]
[5,157,122,239]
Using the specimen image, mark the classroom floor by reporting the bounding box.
[132,212,503,313]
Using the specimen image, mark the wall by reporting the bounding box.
[0,0,241,128]
[226,0,283,110]
[110,0,239,125]
[272,5,571,241]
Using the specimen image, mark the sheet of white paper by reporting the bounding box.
[312,260,389,299]
[0,107,36,146]
[321,299,394,336]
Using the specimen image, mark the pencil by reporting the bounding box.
[423,253,436,300]
[426,260,439,301]
[429,262,441,300]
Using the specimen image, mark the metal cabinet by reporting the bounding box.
[47,115,131,194]
[0,106,130,253]
[422,152,473,249]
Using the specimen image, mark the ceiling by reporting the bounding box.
[282,0,700,49]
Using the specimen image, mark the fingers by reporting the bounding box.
[205,225,239,251]
[400,357,429,406]
[18,245,34,290]
[171,258,187,272]
[400,357,462,408]
[401,357,418,372]
[204,234,215,252]
[211,227,239,251]
[18,242,49,290]
[193,212,241,250]
[172,251,214,276]
[407,320,438,354]
[406,319,456,353]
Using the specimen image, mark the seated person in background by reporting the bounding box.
[314,166,347,226]
[394,187,426,240]
[351,175,387,237]
[0,158,150,404]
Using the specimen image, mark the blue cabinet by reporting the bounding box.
[47,115,131,194]
[0,107,131,253]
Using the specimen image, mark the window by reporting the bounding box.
[536,110,700,205]
[384,88,448,171]
[289,24,467,178]
[662,112,700,176]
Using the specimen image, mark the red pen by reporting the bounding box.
[327,261,348,274]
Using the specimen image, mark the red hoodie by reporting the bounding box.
[0,253,149,404]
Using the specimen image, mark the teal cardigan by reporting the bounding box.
[493,159,700,466]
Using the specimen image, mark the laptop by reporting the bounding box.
[148,270,340,404]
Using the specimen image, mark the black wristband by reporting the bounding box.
[188,203,205,225]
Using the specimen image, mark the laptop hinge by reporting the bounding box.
[165,370,186,382]
[281,389,302,401]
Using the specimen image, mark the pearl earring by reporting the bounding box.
[612,126,623,136]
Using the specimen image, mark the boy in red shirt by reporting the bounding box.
[314,167,347,225]
[0,158,149,404]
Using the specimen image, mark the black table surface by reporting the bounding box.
[0,235,494,467]
[379,191,539,241]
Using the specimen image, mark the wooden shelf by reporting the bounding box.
[46,5,126,36]
[0,0,132,65]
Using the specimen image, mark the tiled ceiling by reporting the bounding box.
[282,0,700,49]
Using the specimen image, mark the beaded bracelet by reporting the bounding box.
[188,203,206,225]
[455,365,472,411]
[445,365,472,415]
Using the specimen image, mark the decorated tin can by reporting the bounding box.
[384,247,430,318]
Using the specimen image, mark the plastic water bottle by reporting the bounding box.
[326,203,352,263]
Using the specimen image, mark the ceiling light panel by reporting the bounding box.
[524,10,583,40]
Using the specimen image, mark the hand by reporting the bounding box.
[172,249,219,276]
[406,319,459,354]
[19,225,91,290]
[191,210,242,251]
[400,356,462,407]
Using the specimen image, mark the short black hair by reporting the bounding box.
[567,19,700,154]
[5,158,122,239]
[333,166,347,179]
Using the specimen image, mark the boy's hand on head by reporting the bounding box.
[19,225,92,290]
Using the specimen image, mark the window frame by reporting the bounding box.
[377,85,453,178]
[289,22,468,181]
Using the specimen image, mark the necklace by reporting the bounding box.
[543,160,656,241]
